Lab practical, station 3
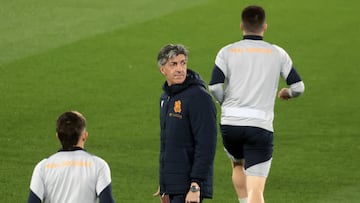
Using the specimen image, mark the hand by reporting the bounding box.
[153,186,170,203]
[278,88,291,100]
[185,190,200,203]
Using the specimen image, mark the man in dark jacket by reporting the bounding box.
[153,44,217,203]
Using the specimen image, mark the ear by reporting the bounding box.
[240,22,244,31]
[263,23,268,32]
[159,66,166,75]
[82,130,88,141]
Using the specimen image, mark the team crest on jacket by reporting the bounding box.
[174,100,182,113]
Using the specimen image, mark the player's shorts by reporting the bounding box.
[220,125,273,177]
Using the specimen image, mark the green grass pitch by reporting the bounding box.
[0,0,359,202]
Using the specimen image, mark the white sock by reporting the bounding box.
[239,197,248,203]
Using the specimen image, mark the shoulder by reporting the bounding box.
[271,43,285,52]
[186,86,214,107]
[33,151,59,169]
[187,85,210,97]
[160,92,168,100]
[176,85,211,107]
[88,153,111,169]
[268,43,291,57]
[73,150,110,169]
[218,41,239,53]
[32,158,48,171]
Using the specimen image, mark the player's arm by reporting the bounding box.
[99,184,115,203]
[209,65,225,104]
[27,190,41,203]
[278,67,305,100]
[28,161,45,203]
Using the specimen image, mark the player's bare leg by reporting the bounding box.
[246,176,266,203]
[232,160,248,202]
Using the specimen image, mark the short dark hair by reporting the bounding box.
[241,5,266,33]
[157,44,188,67]
[56,111,86,149]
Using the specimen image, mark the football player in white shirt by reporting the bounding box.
[209,5,305,203]
[27,111,115,203]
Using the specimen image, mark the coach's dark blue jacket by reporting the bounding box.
[159,69,217,198]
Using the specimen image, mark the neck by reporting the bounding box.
[76,142,85,148]
[243,31,263,36]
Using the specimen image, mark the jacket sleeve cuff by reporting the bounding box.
[190,179,202,187]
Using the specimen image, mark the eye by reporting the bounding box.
[169,62,177,67]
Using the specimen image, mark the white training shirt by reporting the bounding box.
[214,39,294,132]
[29,149,112,203]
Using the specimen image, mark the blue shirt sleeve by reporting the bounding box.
[209,65,225,85]
[99,184,115,203]
[286,67,302,85]
[27,190,41,203]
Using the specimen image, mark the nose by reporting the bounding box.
[175,66,183,72]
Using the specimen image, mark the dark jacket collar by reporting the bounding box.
[162,69,206,96]
[243,35,263,40]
